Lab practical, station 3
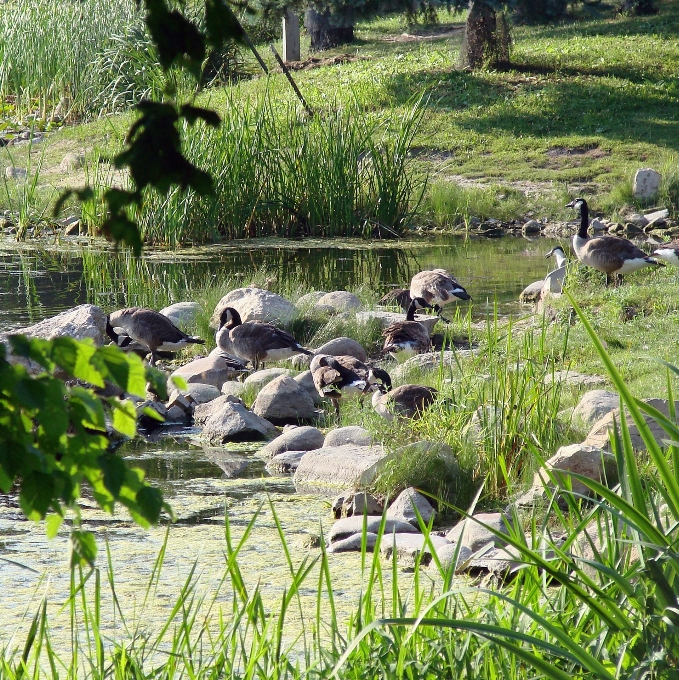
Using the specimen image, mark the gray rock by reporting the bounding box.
[171,382,221,405]
[60,152,85,173]
[327,532,380,553]
[328,516,419,543]
[4,304,107,345]
[544,370,606,387]
[521,219,542,234]
[288,353,313,370]
[590,218,607,232]
[633,168,662,200]
[392,350,478,380]
[468,544,522,576]
[432,543,473,573]
[135,399,167,425]
[265,450,307,474]
[324,426,373,447]
[160,302,201,327]
[294,445,388,493]
[356,310,438,337]
[252,374,316,424]
[244,368,295,391]
[5,167,27,180]
[170,354,243,390]
[332,491,383,518]
[446,512,512,551]
[519,280,544,304]
[297,291,327,308]
[314,337,367,363]
[200,401,278,444]
[572,390,619,429]
[517,443,618,505]
[386,487,436,527]
[165,404,189,422]
[221,381,247,398]
[294,370,323,405]
[314,291,362,313]
[193,395,244,424]
[258,425,325,459]
[380,533,450,561]
[212,287,298,325]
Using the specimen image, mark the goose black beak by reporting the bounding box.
[565,200,576,208]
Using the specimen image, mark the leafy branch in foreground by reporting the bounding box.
[55,0,246,254]
[0,335,172,566]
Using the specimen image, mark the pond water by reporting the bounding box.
[0,232,563,658]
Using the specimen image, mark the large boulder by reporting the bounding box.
[314,337,367,363]
[323,426,373,447]
[294,444,387,492]
[328,516,419,543]
[258,425,325,459]
[386,487,436,527]
[327,532,380,553]
[544,370,606,388]
[294,370,323,405]
[170,354,243,390]
[432,543,474,573]
[244,368,295,391]
[170,382,221,405]
[265,450,307,474]
[252,374,316,424]
[297,291,327,308]
[160,302,201,327]
[212,287,298,325]
[446,512,513,551]
[332,491,383,518]
[5,304,107,345]
[200,401,278,444]
[572,390,619,429]
[517,443,617,505]
[194,395,245,425]
[314,291,362,313]
[633,168,661,200]
[356,310,438,336]
[221,381,247,398]
[584,398,679,452]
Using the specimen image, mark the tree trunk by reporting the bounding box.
[460,3,511,69]
[304,9,354,51]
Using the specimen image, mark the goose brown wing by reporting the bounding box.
[382,321,430,349]
[312,366,342,395]
[231,323,302,352]
[586,236,653,264]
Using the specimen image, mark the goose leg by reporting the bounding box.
[605,273,612,287]
[149,350,157,367]
[616,273,624,287]
[333,399,341,423]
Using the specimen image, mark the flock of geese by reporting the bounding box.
[105,197,679,424]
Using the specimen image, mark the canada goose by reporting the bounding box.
[372,383,438,422]
[216,307,312,370]
[545,246,567,269]
[567,198,663,286]
[409,269,471,323]
[310,354,391,419]
[381,298,432,360]
[651,241,679,267]
[106,307,205,366]
[378,288,412,312]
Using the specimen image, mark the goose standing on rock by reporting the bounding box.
[372,383,438,422]
[567,198,663,286]
[216,307,312,370]
[310,354,391,420]
[381,298,432,361]
[409,269,471,323]
[107,307,205,366]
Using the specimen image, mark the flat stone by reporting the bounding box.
[328,516,419,543]
[323,426,373,448]
[294,370,323,405]
[633,168,662,200]
[171,382,221,405]
[5,167,27,180]
[265,450,307,474]
[446,512,512,551]
[258,425,325,459]
[314,291,362,313]
[314,337,367,363]
[3,304,107,345]
[244,368,295,391]
[357,310,438,336]
[517,443,617,505]
[160,302,201,327]
[380,533,450,561]
[332,491,383,518]
[170,354,243,390]
[200,401,278,444]
[294,445,388,493]
[212,287,298,325]
[544,370,606,387]
[327,532,380,553]
[221,381,247,398]
[252,374,316,424]
[584,398,679,452]
[572,390,619,428]
[519,280,543,304]
[467,545,522,576]
[386,487,436,527]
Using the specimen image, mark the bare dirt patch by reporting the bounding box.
[382,24,464,42]
[546,145,610,159]
[281,54,369,71]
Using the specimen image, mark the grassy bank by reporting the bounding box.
[2,1,679,241]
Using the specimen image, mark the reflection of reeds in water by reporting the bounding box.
[109,92,427,245]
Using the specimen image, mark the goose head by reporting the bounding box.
[368,367,392,394]
[566,198,587,212]
[218,307,242,330]
[545,246,567,268]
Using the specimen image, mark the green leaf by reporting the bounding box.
[45,513,63,539]
[111,400,137,438]
[96,345,147,395]
[20,472,55,521]
[98,453,128,497]
[136,486,164,525]
[70,530,97,568]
